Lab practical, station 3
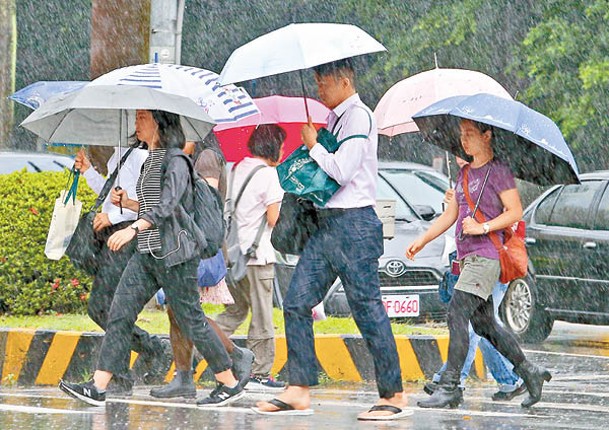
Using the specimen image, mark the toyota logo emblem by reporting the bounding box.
[385,259,407,277]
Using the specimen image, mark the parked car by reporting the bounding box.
[0,151,73,174]
[500,171,609,342]
[274,161,454,322]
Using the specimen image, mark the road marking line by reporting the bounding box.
[0,404,92,414]
[524,348,609,360]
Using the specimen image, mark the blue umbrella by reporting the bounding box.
[10,81,87,110]
[412,93,579,185]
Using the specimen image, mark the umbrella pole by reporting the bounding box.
[117,109,124,214]
[298,70,311,119]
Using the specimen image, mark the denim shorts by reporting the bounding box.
[455,255,501,300]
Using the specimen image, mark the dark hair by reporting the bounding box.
[471,120,494,136]
[150,110,186,150]
[247,124,286,163]
[313,58,356,88]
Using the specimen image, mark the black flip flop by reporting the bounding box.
[357,404,414,421]
[251,398,314,416]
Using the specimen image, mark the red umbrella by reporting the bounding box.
[213,95,329,162]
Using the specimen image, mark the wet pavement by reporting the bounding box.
[1,322,608,429]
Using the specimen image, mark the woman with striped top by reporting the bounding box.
[59,110,244,407]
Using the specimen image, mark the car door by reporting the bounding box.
[528,180,605,313]
[578,180,609,315]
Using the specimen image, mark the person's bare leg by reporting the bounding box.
[168,305,195,371]
[255,385,310,411]
[92,370,113,390]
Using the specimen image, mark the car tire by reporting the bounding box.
[500,274,554,343]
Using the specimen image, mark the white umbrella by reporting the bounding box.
[218,22,385,117]
[20,84,216,145]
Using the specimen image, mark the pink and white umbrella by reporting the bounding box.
[213,95,330,162]
[374,68,513,137]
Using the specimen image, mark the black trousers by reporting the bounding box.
[97,253,231,377]
[88,233,164,384]
[445,289,526,374]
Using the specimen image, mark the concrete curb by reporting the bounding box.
[0,329,486,386]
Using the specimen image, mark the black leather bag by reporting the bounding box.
[65,147,134,276]
[271,193,319,255]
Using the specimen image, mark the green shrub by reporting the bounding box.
[0,169,97,315]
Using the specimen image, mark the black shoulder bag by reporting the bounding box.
[66,147,135,275]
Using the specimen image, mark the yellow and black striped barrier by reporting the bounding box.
[0,329,486,386]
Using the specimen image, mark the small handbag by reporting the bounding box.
[462,165,528,284]
[271,192,319,255]
[197,250,228,288]
[65,147,134,275]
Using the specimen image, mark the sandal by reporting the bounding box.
[357,404,413,421]
[251,398,314,416]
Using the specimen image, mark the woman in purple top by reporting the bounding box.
[406,119,551,409]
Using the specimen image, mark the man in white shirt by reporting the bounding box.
[255,59,409,420]
[75,146,170,394]
[215,125,286,390]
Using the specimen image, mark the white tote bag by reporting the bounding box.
[45,189,82,260]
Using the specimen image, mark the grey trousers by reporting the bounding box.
[97,252,232,377]
[215,264,276,377]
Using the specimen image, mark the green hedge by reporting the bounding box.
[0,169,97,315]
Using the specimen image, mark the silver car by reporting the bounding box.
[0,151,74,174]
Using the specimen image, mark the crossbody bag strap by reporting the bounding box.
[462,165,505,252]
[228,164,266,214]
[89,146,136,212]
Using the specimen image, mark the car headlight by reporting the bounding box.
[441,235,456,267]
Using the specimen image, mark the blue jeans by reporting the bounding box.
[434,282,522,392]
[283,207,403,398]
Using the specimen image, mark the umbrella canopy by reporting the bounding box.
[90,63,259,123]
[218,22,386,85]
[412,93,580,186]
[21,84,216,145]
[375,68,512,136]
[213,95,329,162]
[10,81,87,110]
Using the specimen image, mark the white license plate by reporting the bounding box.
[382,294,420,318]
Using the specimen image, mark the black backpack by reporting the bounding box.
[170,153,225,259]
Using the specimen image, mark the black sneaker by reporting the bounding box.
[245,375,286,392]
[196,383,245,407]
[59,379,106,406]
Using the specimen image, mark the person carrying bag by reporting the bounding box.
[66,146,135,275]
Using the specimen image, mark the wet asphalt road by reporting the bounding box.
[1,321,608,430]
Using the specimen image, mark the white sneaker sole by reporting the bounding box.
[59,382,105,407]
[245,382,286,393]
[197,388,246,408]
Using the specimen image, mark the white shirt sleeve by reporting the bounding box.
[82,166,106,195]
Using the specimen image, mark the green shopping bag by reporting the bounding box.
[277,128,366,207]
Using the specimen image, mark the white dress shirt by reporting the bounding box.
[309,93,377,209]
[82,147,148,225]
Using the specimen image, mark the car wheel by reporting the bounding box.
[500,274,554,343]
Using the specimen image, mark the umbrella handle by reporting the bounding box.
[299,70,310,119]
